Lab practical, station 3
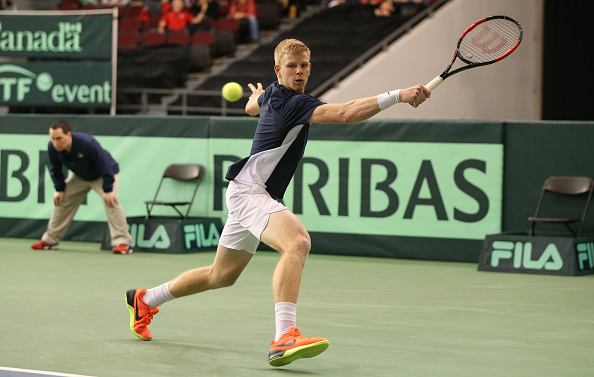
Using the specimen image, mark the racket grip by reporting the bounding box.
[426,76,443,91]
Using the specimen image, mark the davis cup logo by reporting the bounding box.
[0,63,111,105]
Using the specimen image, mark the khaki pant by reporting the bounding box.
[42,173,131,246]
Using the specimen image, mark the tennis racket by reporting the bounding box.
[426,15,523,91]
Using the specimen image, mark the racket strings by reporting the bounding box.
[458,19,521,63]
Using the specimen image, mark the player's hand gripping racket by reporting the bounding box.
[426,15,523,91]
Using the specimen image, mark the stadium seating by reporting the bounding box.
[143,15,161,32]
[122,5,143,18]
[118,31,141,49]
[142,31,166,47]
[167,31,191,46]
[190,32,216,71]
[119,17,143,32]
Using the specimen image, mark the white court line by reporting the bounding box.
[0,367,95,377]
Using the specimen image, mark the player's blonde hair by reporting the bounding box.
[274,39,311,65]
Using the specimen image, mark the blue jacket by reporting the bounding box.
[48,132,120,193]
[225,81,323,199]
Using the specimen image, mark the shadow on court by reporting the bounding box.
[0,237,593,377]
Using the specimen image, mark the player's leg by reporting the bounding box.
[126,243,254,341]
[168,243,254,297]
[261,209,310,304]
[125,181,262,341]
[260,209,329,367]
[35,174,90,247]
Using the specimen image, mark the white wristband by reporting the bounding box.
[377,89,401,110]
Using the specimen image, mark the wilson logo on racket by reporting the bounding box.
[471,27,508,54]
[426,15,523,91]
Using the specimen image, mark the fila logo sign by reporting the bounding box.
[490,241,563,271]
[128,221,220,250]
[576,242,594,271]
[129,223,171,249]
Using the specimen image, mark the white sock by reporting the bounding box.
[275,302,297,341]
[142,282,175,309]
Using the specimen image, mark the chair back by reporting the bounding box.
[192,31,216,46]
[118,31,141,49]
[122,5,143,18]
[119,17,142,32]
[142,31,166,47]
[544,176,593,195]
[163,164,204,181]
[216,18,239,32]
[167,31,191,46]
[143,15,161,31]
[530,175,594,237]
[145,164,205,218]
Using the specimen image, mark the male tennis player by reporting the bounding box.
[126,38,430,367]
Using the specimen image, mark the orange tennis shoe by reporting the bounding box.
[268,327,329,367]
[125,288,159,341]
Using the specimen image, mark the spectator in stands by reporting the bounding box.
[187,0,218,31]
[158,0,202,34]
[139,0,170,19]
[374,0,394,16]
[101,0,131,6]
[228,0,259,42]
[31,119,133,255]
[392,0,432,16]
[161,0,172,13]
[327,0,357,8]
[285,0,305,19]
[189,0,219,19]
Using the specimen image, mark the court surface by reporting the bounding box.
[1,237,592,377]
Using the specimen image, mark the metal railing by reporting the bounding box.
[117,88,248,116]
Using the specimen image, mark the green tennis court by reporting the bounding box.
[1,237,592,377]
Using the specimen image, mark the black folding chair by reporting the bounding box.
[144,164,205,219]
[528,176,594,237]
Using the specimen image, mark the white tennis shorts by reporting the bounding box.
[219,180,288,254]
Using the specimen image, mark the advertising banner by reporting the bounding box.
[100,217,224,253]
[479,233,594,276]
[0,13,113,59]
[0,115,503,261]
[0,61,111,107]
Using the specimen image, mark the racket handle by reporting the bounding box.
[426,76,443,91]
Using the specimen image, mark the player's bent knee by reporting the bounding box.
[287,235,311,258]
[211,269,241,288]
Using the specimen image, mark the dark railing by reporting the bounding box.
[117,88,248,116]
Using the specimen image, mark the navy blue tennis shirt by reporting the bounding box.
[226,81,324,199]
[48,132,120,193]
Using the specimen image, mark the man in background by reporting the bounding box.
[31,119,133,254]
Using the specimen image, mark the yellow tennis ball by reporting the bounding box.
[222,82,243,102]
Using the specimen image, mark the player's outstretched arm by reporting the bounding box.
[245,82,264,116]
[309,84,430,124]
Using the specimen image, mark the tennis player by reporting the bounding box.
[126,38,430,367]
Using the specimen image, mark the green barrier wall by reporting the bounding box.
[2,115,591,262]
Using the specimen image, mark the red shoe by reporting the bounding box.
[113,244,133,254]
[31,240,58,250]
[268,327,329,367]
[125,289,159,340]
